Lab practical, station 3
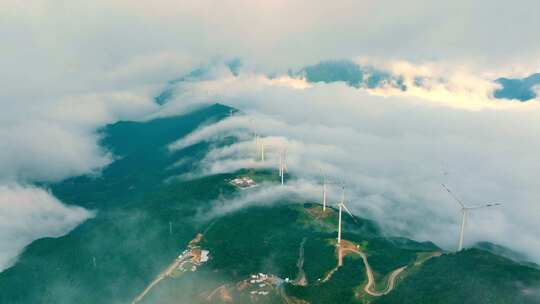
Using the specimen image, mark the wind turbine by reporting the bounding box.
[278,148,287,185]
[253,133,265,161]
[254,134,259,157]
[322,174,328,211]
[321,170,335,212]
[441,184,502,251]
[336,186,357,246]
[250,118,262,161]
[255,136,266,161]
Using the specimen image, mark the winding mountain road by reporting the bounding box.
[341,246,406,297]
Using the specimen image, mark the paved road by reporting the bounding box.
[342,248,406,297]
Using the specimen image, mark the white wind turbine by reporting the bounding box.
[336,186,357,246]
[253,133,266,161]
[441,184,502,251]
[259,137,265,161]
[250,118,264,161]
[278,148,287,185]
[322,174,328,211]
[319,171,338,212]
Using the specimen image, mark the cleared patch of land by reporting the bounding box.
[132,234,206,304]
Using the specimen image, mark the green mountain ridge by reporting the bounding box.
[1,104,538,304]
[473,241,539,268]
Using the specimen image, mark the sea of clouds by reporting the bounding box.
[2,0,540,271]
[165,69,540,262]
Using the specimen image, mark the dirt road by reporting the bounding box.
[132,257,184,304]
[294,238,308,286]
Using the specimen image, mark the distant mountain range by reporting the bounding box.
[295,60,407,91]
[298,60,540,102]
[152,60,539,107]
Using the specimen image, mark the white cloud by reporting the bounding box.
[2,0,540,272]
[0,88,159,184]
[0,185,94,271]
[166,74,540,262]
[197,179,320,221]
[0,58,163,271]
[362,60,533,110]
[4,0,540,75]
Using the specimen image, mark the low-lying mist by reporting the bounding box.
[0,185,95,271]
[165,71,540,263]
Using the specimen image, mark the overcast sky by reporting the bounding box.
[1,0,540,270]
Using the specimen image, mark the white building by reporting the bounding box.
[200,250,209,262]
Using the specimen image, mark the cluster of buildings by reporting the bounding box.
[192,248,210,264]
[175,247,210,274]
[229,176,257,189]
[250,290,269,296]
[244,273,284,297]
[249,273,268,284]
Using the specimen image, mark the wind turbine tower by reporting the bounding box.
[320,169,331,212]
[441,184,502,251]
[336,186,356,246]
[260,138,265,161]
[320,172,338,212]
[322,174,327,211]
[254,134,264,161]
[337,188,342,245]
[279,148,287,185]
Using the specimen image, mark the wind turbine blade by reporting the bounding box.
[467,202,502,210]
[441,184,466,208]
[341,203,359,224]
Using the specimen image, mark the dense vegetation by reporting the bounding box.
[0,104,234,304]
[286,255,366,304]
[300,60,406,90]
[197,203,449,304]
[2,103,539,304]
[376,249,540,304]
